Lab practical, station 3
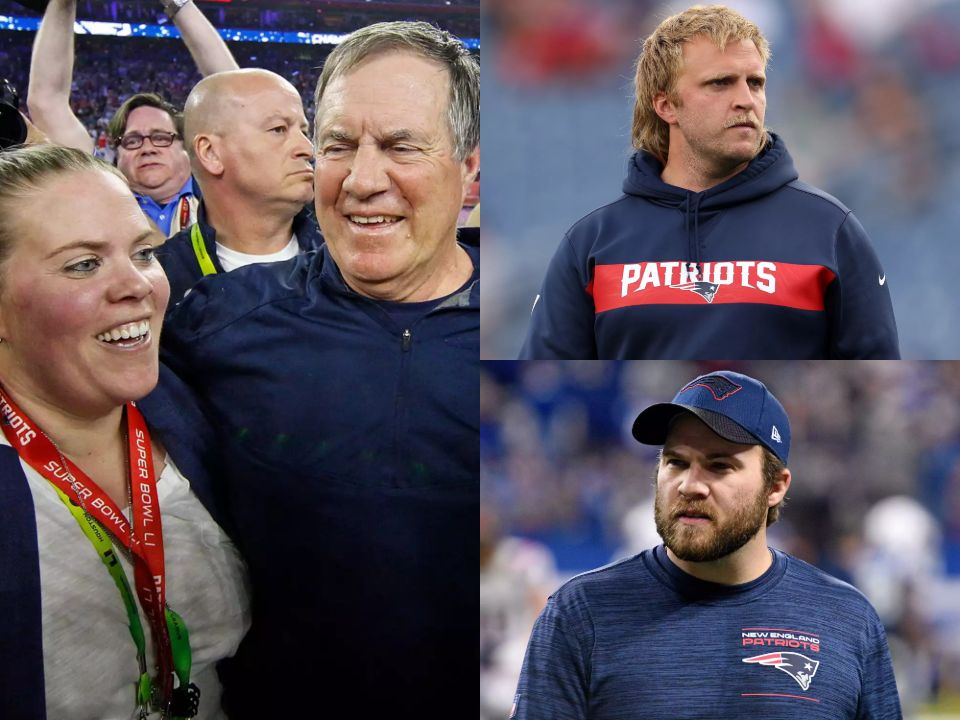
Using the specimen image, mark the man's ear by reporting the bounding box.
[767,467,791,508]
[193,134,224,177]
[460,145,480,195]
[653,91,679,125]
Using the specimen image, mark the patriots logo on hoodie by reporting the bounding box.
[742,652,820,691]
[669,281,720,303]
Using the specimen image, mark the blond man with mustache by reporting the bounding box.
[520,4,899,360]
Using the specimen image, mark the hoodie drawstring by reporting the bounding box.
[684,193,704,273]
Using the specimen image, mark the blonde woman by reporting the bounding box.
[0,144,248,720]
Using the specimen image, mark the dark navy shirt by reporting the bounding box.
[157,202,323,306]
[160,230,479,717]
[515,545,901,719]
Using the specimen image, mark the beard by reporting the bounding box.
[654,480,769,562]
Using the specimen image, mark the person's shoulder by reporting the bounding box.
[554,195,636,258]
[783,179,852,218]
[139,365,212,448]
[203,247,318,303]
[567,195,635,233]
[156,224,194,262]
[552,552,648,603]
[141,364,199,416]
[780,551,877,611]
[165,249,322,339]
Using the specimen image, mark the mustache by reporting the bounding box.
[725,116,758,129]
[672,504,714,520]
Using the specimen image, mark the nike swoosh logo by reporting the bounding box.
[879,275,886,286]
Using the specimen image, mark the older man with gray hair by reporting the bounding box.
[161,20,479,718]
[311,20,480,302]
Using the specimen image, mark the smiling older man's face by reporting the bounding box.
[313,50,479,302]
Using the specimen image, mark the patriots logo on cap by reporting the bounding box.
[670,280,720,303]
[680,374,743,401]
[742,652,819,691]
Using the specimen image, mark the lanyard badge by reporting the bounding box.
[0,387,200,718]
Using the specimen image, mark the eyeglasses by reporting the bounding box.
[116,130,180,150]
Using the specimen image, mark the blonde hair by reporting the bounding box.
[0,144,126,272]
[632,4,771,165]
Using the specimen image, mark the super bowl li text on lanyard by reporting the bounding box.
[0,385,200,719]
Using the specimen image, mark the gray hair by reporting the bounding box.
[313,21,479,161]
[0,144,126,274]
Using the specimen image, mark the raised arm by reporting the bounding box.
[166,0,239,76]
[26,0,94,153]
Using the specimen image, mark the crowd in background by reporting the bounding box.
[0,0,479,35]
[0,0,479,163]
[481,361,960,719]
[0,33,325,152]
[481,0,960,359]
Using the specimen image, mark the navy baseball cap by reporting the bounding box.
[631,371,790,463]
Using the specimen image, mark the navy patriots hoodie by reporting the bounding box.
[519,134,899,359]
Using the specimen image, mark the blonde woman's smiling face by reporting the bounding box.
[0,168,169,417]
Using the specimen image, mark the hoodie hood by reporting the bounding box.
[623,132,798,205]
[622,133,799,267]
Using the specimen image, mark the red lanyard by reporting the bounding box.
[177,195,192,233]
[0,387,175,704]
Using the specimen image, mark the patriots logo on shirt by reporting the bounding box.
[669,281,720,303]
[742,652,820,691]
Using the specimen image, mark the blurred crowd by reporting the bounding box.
[0,1,478,159]
[0,33,323,156]
[481,361,960,718]
[481,0,960,358]
[0,0,479,36]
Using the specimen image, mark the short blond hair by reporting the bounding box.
[632,5,771,165]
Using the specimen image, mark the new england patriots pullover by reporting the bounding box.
[519,134,900,359]
[514,545,901,720]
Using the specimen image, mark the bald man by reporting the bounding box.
[157,68,322,303]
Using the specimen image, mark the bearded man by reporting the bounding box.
[512,370,902,720]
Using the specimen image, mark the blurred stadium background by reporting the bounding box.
[482,361,960,719]
[0,0,479,215]
[481,0,960,358]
